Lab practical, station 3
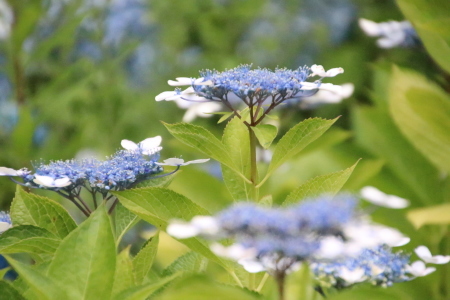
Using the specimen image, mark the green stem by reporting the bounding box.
[248,126,259,202]
[276,272,286,300]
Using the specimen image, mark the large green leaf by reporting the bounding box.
[0,281,26,300]
[133,233,159,285]
[389,66,450,172]
[407,203,450,229]
[252,124,278,149]
[281,160,359,206]
[0,225,60,255]
[352,106,442,205]
[113,273,180,300]
[113,187,231,271]
[113,247,136,297]
[222,117,252,201]
[162,252,208,277]
[397,0,450,73]
[6,257,69,300]
[262,117,338,185]
[11,187,77,239]
[47,206,116,300]
[163,122,242,176]
[153,275,262,300]
[115,202,139,244]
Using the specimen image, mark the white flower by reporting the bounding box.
[167,216,219,239]
[406,261,436,277]
[0,1,13,40]
[300,83,354,109]
[237,258,266,273]
[338,267,366,284]
[121,136,162,155]
[343,221,410,255]
[310,65,344,77]
[156,158,210,166]
[0,167,20,176]
[316,236,345,259]
[33,175,72,188]
[211,243,257,260]
[359,18,414,49]
[167,77,213,86]
[360,186,410,209]
[181,102,223,123]
[415,246,450,264]
[0,221,11,233]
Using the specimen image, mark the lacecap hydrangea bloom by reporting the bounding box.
[156,64,344,124]
[167,193,447,291]
[0,136,208,216]
[359,19,420,48]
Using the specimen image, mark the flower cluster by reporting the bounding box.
[168,194,410,275]
[0,136,208,215]
[156,64,344,124]
[359,19,420,49]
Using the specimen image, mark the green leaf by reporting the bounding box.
[113,247,136,296]
[115,202,139,244]
[0,281,25,300]
[396,0,450,73]
[222,117,252,201]
[218,111,235,124]
[6,257,69,300]
[47,206,116,300]
[263,117,338,184]
[133,233,159,285]
[113,273,180,300]
[153,275,262,300]
[11,187,77,239]
[163,122,241,175]
[162,252,208,277]
[252,124,278,149]
[407,203,450,229]
[281,160,359,206]
[285,264,317,300]
[259,195,273,207]
[0,225,60,255]
[389,66,450,172]
[135,173,177,188]
[113,187,231,271]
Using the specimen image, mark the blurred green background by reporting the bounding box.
[0,0,449,299]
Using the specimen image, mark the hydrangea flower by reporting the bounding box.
[415,246,450,264]
[360,186,410,209]
[156,65,344,125]
[0,211,11,233]
[359,19,420,48]
[167,194,411,276]
[156,158,210,166]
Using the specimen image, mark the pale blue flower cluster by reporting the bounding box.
[311,245,411,288]
[29,149,162,192]
[0,211,11,227]
[196,65,316,103]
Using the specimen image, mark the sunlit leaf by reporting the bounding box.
[407,203,450,229]
[133,233,159,285]
[47,206,116,300]
[389,66,450,172]
[0,225,60,255]
[113,247,136,296]
[11,187,77,239]
[252,124,278,149]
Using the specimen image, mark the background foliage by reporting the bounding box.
[0,0,449,299]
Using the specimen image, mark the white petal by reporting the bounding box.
[157,158,185,166]
[182,107,199,123]
[318,83,342,93]
[338,267,366,284]
[191,216,219,235]
[0,167,19,176]
[211,243,257,261]
[415,246,450,264]
[238,258,266,273]
[168,77,194,86]
[0,221,11,233]
[310,64,326,77]
[325,67,344,77]
[53,177,72,187]
[155,91,177,101]
[139,136,162,151]
[406,261,436,277]
[359,18,381,37]
[33,175,55,187]
[316,236,345,259]
[121,139,139,151]
[182,158,210,165]
[361,186,410,209]
[300,82,319,90]
[166,222,199,239]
